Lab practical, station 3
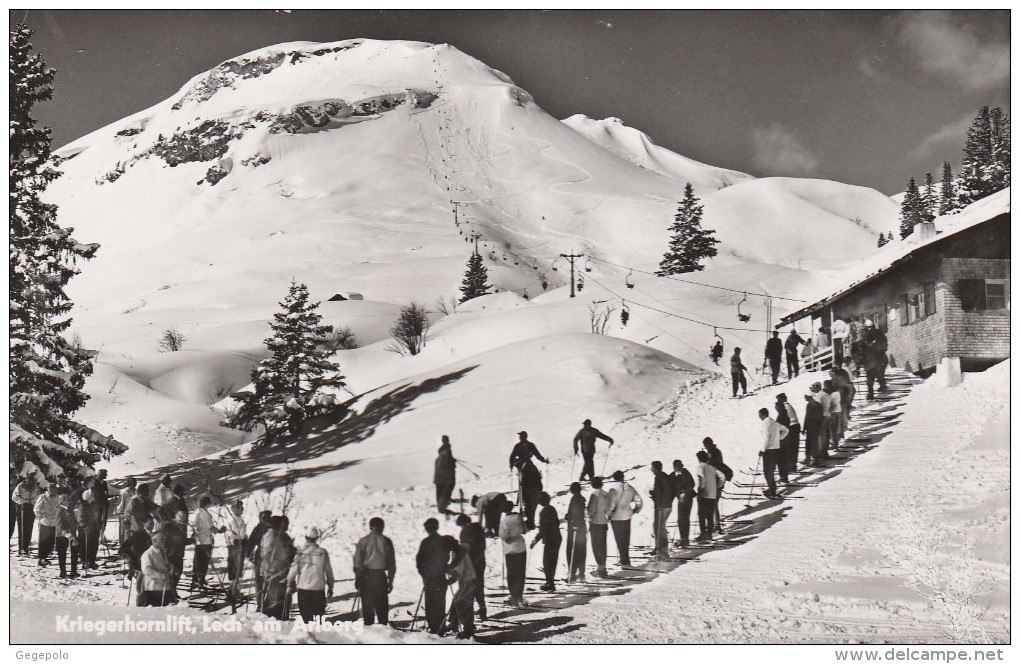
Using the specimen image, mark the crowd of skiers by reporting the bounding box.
[11,356,871,639]
[725,318,888,401]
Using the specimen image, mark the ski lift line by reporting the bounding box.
[584,273,776,334]
[585,256,806,302]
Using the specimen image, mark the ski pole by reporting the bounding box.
[600,445,613,477]
[126,571,134,606]
[410,586,425,630]
[745,455,761,509]
[456,460,480,480]
[570,453,577,484]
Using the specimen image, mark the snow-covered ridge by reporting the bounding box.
[562,114,753,192]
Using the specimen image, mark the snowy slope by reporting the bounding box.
[562,114,753,192]
[41,38,896,482]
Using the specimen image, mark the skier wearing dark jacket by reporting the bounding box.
[509,431,548,468]
[730,348,748,397]
[803,393,824,465]
[516,458,544,530]
[416,518,456,635]
[572,419,613,482]
[530,492,562,591]
[649,461,675,561]
[565,483,587,582]
[785,330,805,379]
[434,435,457,515]
[764,332,784,385]
[456,514,487,621]
[670,460,696,547]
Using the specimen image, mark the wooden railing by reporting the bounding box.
[804,345,833,372]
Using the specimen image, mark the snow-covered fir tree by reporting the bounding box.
[921,172,936,222]
[224,281,345,443]
[939,161,958,215]
[459,250,491,303]
[10,25,127,482]
[987,106,1010,193]
[898,177,925,239]
[958,106,1010,206]
[877,232,890,247]
[657,183,719,275]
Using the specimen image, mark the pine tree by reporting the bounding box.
[657,183,719,275]
[988,106,1010,192]
[459,250,491,303]
[958,106,993,206]
[921,172,936,222]
[939,161,958,215]
[225,281,345,443]
[877,232,890,247]
[899,177,925,239]
[10,25,127,482]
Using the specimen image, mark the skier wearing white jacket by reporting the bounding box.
[287,526,334,623]
[758,409,789,500]
[606,470,642,566]
[190,496,221,590]
[696,452,725,541]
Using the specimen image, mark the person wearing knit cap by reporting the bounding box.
[287,525,334,623]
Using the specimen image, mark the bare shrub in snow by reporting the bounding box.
[158,328,187,352]
[589,302,615,335]
[321,325,359,352]
[435,296,458,316]
[388,301,431,356]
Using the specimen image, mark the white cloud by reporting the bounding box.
[908,113,974,161]
[899,11,1009,91]
[750,125,819,177]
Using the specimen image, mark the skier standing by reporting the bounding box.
[33,483,60,567]
[812,382,832,459]
[785,329,805,379]
[803,393,824,466]
[606,470,642,567]
[498,502,527,607]
[649,461,675,561]
[54,489,79,579]
[260,515,296,619]
[862,320,888,398]
[246,510,272,610]
[12,475,38,556]
[189,495,220,591]
[416,518,455,634]
[702,437,731,532]
[730,347,748,398]
[758,408,789,499]
[670,460,696,548]
[572,419,614,482]
[434,435,457,516]
[831,316,849,366]
[764,331,784,385]
[695,451,725,541]
[153,474,174,507]
[509,431,548,469]
[516,458,544,530]
[586,477,612,576]
[530,492,562,591]
[353,517,396,626]
[775,393,801,481]
[565,482,587,582]
[223,500,248,600]
[164,511,188,601]
[115,478,137,548]
[444,537,477,639]
[456,513,487,621]
[287,526,334,623]
[75,489,102,569]
[139,533,174,607]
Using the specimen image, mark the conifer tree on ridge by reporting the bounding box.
[657,183,719,275]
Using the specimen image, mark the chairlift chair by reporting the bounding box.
[737,292,751,322]
[620,301,630,326]
[625,269,635,289]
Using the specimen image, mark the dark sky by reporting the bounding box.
[14,9,1010,194]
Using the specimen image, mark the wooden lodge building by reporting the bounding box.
[778,189,1010,375]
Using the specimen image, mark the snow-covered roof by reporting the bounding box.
[778,188,1011,326]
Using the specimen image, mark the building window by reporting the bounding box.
[959,278,1010,311]
[901,282,936,325]
[986,280,1010,310]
